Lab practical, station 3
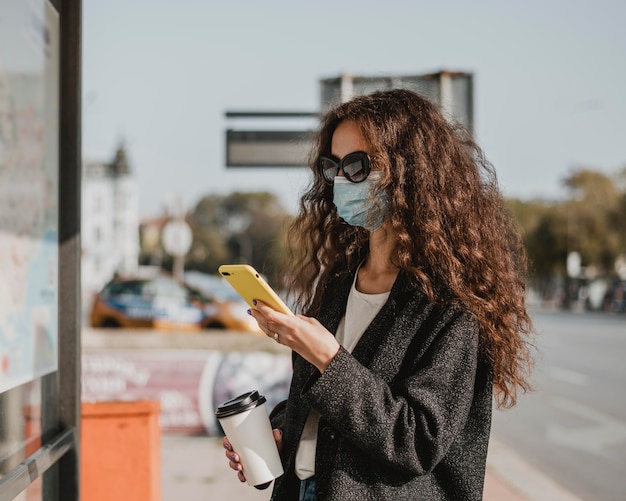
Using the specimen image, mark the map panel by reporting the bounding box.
[0,0,59,393]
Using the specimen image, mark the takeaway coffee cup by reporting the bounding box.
[215,390,284,487]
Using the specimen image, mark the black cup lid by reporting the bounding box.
[215,390,267,418]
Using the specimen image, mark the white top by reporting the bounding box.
[294,272,390,480]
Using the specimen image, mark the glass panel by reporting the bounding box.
[1,0,63,498]
[24,475,42,501]
[0,0,60,397]
[0,380,42,478]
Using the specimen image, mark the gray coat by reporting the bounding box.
[269,269,493,501]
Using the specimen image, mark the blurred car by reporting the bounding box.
[89,274,260,332]
[184,271,243,303]
[184,271,265,331]
[185,269,293,310]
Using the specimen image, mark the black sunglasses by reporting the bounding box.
[320,151,371,184]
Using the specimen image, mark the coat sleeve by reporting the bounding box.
[301,308,482,476]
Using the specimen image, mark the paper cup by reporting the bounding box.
[215,390,284,487]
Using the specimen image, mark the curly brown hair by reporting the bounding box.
[283,89,534,408]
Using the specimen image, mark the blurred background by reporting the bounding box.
[78,1,625,500]
[81,0,626,310]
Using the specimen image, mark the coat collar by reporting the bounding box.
[317,268,420,367]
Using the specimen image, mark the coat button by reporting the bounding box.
[321,426,336,440]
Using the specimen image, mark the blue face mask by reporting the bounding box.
[332,172,390,232]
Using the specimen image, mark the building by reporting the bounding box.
[81,145,139,300]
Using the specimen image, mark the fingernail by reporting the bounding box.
[247,309,252,315]
[223,443,230,450]
[231,454,237,461]
[252,299,257,305]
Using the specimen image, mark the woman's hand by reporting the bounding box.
[223,429,284,483]
[249,300,340,373]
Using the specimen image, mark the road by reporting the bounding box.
[490,310,626,501]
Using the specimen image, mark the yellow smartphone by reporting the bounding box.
[218,264,294,316]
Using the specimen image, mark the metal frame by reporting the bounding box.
[225,111,318,118]
[0,430,74,498]
[57,0,82,498]
[0,0,82,499]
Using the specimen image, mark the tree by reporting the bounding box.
[563,169,622,274]
[506,198,568,301]
[506,167,626,307]
[185,192,290,282]
[611,166,626,255]
[185,196,230,275]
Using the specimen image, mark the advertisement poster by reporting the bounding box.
[0,0,59,393]
[82,350,293,435]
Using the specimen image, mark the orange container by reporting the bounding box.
[23,404,42,457]
[81,400,161,501]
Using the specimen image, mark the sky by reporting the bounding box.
[82,0,626,218]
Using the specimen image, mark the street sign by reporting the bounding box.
[226,129,314,167]
[162,220,192,257]
[567,251,582,278]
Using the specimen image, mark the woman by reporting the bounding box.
[223,89,534,500]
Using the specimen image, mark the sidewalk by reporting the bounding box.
[161,434,580,501]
